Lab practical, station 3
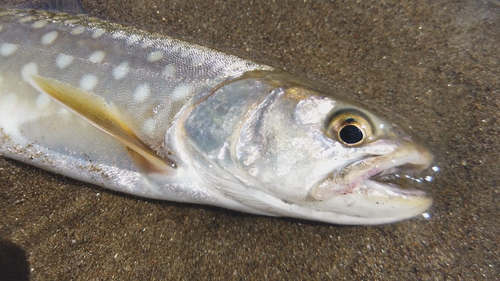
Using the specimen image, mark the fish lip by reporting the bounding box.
[310,141,434,201]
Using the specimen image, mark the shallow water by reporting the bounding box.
[1,0,498,279]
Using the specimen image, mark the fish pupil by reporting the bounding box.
[339,125,363,144]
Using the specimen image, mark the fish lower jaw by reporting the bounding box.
[363,179,430,198]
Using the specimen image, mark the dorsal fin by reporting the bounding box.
[2,0,86,14]
[27,74,177,175]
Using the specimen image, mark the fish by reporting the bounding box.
[0,2,435,225]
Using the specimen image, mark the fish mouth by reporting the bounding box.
[308,141,434,221]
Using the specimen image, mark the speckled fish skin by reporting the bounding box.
[0,8,270,199]
[0,8,435,225]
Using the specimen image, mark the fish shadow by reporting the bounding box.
[0,240,30,281]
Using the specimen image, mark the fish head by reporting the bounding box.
[233,79,434,225]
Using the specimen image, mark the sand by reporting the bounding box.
[1,0,498,279]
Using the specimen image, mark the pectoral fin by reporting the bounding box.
[27,75,176,175]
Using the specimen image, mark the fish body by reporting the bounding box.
[0,8,434,225]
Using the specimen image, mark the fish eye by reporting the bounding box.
[339,124,363,144]
[327,110,372,146]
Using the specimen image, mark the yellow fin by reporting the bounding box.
[27,75,177,174]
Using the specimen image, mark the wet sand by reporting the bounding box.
[1,0,498,279]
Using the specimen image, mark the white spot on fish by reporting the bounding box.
[133,83,150,102]
[19,16,33,23]
[56,54,74,69]
[32,20,48,29]
[80,74,98,91]
[172,84,194,101]
[1,92,18,111]
[71,26,86,35]
[35,94,51,109]
[92,29,105,38]
[143,118,156,134]
[0,43,18,56]
[147,51,164,62]
[112,62,130,80]
[88,51,106,63]
[162,65,176,77]
[21,62,38,81]
[41,31,59,45]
